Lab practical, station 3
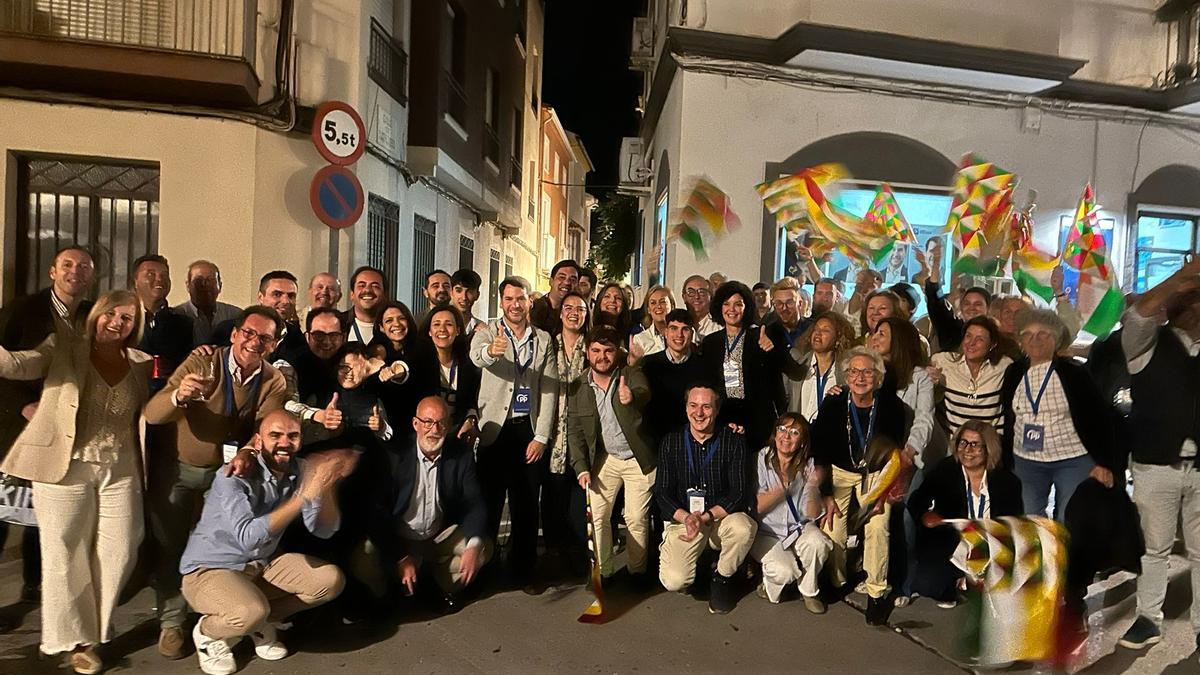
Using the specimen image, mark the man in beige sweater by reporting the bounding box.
[143,306,289,659]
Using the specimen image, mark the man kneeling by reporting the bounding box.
[657,383,757,614]
[180,411,351,675]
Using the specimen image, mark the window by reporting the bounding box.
[542,136,549,172]
[569,227,583,262]
[510,108,522,188]
[459,234,475,271]
[489,249,501,317]
[484,69,500,166]
[552,154,560,185]
[1132,212,1197,293]
[442,3,467,126]
[652,191,668,286]
[505,255,514,279]
[527,160,536,219]
[368,19,408,105]
[14,155,159,297]
[412,214,437,309]
[531,54,540,110]
[367,195,400,299]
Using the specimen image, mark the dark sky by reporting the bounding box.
[542,0,642,193]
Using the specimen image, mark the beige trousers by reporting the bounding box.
[822,464,891,598]
[658,512,757,591]
[182,553,344,640]
[589,454,656,575]
[750,523,834,601]
[32,454,143,655]
[404,525,495,592]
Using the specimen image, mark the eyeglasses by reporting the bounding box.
[309,331,343,343]
[1019,329,1055,341]
[957,438,983,451]
[684,288,710,298]
[414,416,449,430]
[775,425,803,438]
[846,367,875,380]
[561,305,588,315]
[237,327,278,346]
[772,300,797,308]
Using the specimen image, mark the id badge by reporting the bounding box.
[722,360,741,390]
[1022,423,1045,452]
[781,526,802,551]
[222,442,240,463]
[512,385,532,415]
[686,487,707,514]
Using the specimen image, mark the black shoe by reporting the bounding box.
[865,596,893,626]
[1118,616,1162,650]
[708,571,735,614]
[437,591,463,615]
[627,571,653,592]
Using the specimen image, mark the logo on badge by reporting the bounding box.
[515,392,529,405]
[1025,428,1042,443]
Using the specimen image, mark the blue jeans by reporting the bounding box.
[1013,454,1094,521]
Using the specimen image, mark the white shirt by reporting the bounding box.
[632,324,666,359]
[348,317,374,344]
[1011,362,1088,463]
[962,467,991,519]
[931,352,1012,434]
[692,314,721,344]
[755,450,820,540]
[399,444,444,541]
[792,352,836,422]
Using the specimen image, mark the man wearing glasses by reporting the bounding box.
[144,306,290,659]
[371,396,491,614]
[768,277,812,347]
[283,308,349,438]
[682,275,721,344]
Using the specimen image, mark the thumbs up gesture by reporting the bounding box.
[758,327,775,352]
[367,404,382,432]
[488,329,508,358]
[617,375,633,405]
[315,393,343,430]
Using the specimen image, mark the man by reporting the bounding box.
[752,282,771,323]
[469,277,558,590]
[568,327,656,584]
[451,268,484,334]
[640,309,707,447]
[345,266,386,343]
[371,396,491,613]
[420,269,453,320]
[180,410,349,675]
[682,274,720,343]
[132,254,194,393]
[174,260,241,346]
[657,384,757,614]
[143,306,290,659]
[811,277,842,316]
[709,271,728,289]
[769,277,812,347]
[277,307,348,437]
[578,267,597,302]
[0,245,95,620]
[530,260,580,336]
[299,272,342,330]
[211,272,306,366]
[1118,258,1200,652]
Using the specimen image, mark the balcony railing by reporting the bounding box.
[484,123,501,166]
[368,18,407,105]
[445,70,468,129]
[509,155,521,188]
[0,0,256,59]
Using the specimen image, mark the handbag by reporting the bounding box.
[0,472,36,527]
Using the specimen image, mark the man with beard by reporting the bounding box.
[345,266,387,344]
[682,275,720,343]
[131,254,194,394]
[451,269,484,334]
[299,272,342,330]
[174,260,241,347]
[283,308,349,436]
[769,277,812,348]
[530,260,579,336]
[419,270,453,323]
[811,277,843,316]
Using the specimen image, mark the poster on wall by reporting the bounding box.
[652,191,669,286]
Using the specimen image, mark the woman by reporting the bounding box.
[928,316,1012,435]
[1001,309,1114,520]
[787,311,856,421]
[907,421,1023,607]
[859,289,909,337]
[545,291,592,566]
[419,303,480,442]
[751,413,833,613]
[628,285,674,364]
[811,346,906,625]
[594,282,633,337]
[368,301,420,440]
[368,300,418,362]
[700,281,790,450]
[0,291,150,674]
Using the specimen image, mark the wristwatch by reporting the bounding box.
[702,508,714,522]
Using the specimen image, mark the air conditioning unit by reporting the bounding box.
[619,137,653,184]
[631,16,653,62]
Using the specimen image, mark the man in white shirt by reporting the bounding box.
[682,275,720,343]
[345,266,386,343]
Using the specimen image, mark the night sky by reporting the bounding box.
[542,0,642,193]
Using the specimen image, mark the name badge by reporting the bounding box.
[222,442,240,463]
[722,359,741,391]
[781,525,802,550]
[686,487,707,514]
[1022,423,1045,452]
[512,385,532,415]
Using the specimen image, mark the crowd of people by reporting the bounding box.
[0,242,1198,673]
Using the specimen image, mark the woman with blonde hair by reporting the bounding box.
[0,290,152,674]
[628,285,674,364]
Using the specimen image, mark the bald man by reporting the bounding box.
[370,396,491,613]
[300,272,343,331]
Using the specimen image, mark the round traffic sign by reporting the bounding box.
[312,100,366,165]
[309,165,364,229]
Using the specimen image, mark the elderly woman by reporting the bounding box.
[928,316,1013,435]
[628,285,674,364]
[786,311,857,422]
[1001,308,1114,520]
[812,346,906,624]
[0,290,151,674]
[752,413,833,613]
[907,420,1023,607]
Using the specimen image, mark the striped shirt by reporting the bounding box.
[931,352,1012,434]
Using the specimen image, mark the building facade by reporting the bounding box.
[626,0,1200,313]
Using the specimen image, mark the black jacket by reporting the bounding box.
[924,279,964,351]
[370,438,488,562]
[140,304,195,394]
[640,350,708,447]
[811,388,907,478]
[699,322,793,448]
[1000,357,1115,470]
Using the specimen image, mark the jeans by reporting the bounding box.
[1131,460,1200,631]
[1012,453,1094,521]
[147,461,217,629]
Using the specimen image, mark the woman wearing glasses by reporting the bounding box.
[811,346,906,624]
[751,413,833,613]
[907,420,1023,607]
[628,285,674,365]
[1000,309,1114,521]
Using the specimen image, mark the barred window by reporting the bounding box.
[368,18,408,105]
[367,194,400,298]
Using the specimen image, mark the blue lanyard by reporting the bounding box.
[1023,363,1055,416]
[223,352,261,418]
[848,397,877,451]
[724,329,745,357]
[350,320,365,343]
[502,323,535,375]
[784,489,801,523]
[684,430,721,488]
[965,476,987,519]
[815,360,833,406]
[448,361,457,389]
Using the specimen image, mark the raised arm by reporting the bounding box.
[0,334,56,381]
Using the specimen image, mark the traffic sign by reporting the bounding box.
[311,100,366,165]
[309,165,364,229]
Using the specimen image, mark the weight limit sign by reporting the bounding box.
[311,100,366,166]
[309,165,364,230]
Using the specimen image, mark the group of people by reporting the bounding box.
[1,241,1198,673]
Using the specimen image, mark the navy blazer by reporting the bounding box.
[371,437,488,562]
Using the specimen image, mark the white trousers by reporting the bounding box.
[750,524,833,602]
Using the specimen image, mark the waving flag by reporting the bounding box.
[1008,200,1061,303]
[1063,185,1123,337]
[670,176,742,261]
[578,489,607,624]
[864,183,916,246]
[945,154,1019,277]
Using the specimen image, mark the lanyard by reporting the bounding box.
[815,360,834,406]
[847,397,877,462]
[223,353,261,418]
[1023,363,1055,416]
[502,323,535,375]
[966,478,987,519]
[447,361,458,389]
[784,488,801,523]
[684,430,721,488]
[350,320,365,343]
[724,329,745,358]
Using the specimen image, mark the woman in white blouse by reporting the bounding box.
[0,290,151,674]
[628,285,674,364]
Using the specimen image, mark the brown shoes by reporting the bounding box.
[158,626,187,659]
[803,595,827,614]
[68,645,102,674]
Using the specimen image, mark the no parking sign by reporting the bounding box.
[309,165,364,230]
[310,100,366,229]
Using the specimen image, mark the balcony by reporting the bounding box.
[0,0,259,107]
[483,123,500,167]
[509,154,521,189]
[444,70,467,131]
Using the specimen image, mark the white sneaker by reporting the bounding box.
[192,620,237,675]
[250,624,289,661]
